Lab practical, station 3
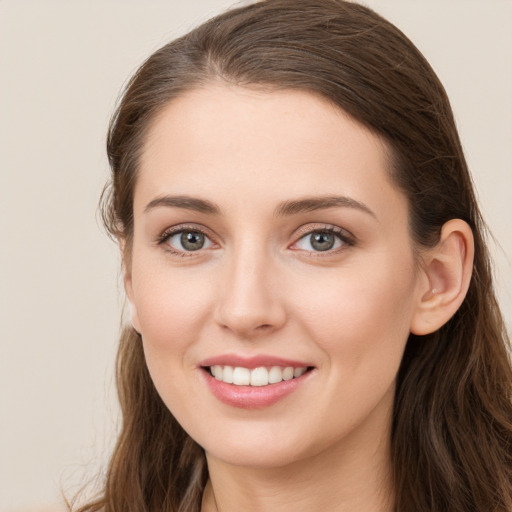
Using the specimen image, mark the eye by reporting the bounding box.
[165,229,213,252]
[293,228,352,253]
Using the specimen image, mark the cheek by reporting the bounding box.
[283,260,416,440]
[290,255,418,360]
[131,266,214,414]
[131,263,215,358]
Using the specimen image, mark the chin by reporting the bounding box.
[196,422,328,470]
[205,442,309,469]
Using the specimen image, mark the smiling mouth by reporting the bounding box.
[203,365,314,387]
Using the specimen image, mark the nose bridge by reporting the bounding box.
[214,235,286,336]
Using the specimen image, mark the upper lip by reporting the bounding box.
[199,354,312,369]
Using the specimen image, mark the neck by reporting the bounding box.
[201,414,394,512]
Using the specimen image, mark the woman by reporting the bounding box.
[74,0,512,510]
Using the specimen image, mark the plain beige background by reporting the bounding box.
[1,1,510,510]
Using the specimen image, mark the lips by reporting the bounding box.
[199,354,315,408]
[200,354,312,369]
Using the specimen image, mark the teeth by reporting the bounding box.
[222,365,234,384]
[209,365,308,386]
[232,367,250,385]
[250,367,269,386]
[268,366,283,384]
[213,365,223,381]
[294,367,307,378]
[282,367,294,381]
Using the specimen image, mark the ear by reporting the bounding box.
[119,239,141,334]
[410,219,474,335]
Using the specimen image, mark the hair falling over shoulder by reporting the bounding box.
[70,327,207,512]
[71,1,512,511]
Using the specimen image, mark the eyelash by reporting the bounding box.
[156,224,214,258]
[156,223,356,257]
[290,225,355,256]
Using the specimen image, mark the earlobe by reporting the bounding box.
[410,219,474,335]
[124,273,141,333]
[127,298,141,333]
[120,241,141,334]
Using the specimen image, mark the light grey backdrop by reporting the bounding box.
[1,1,510,510]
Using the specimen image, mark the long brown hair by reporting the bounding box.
[73,1,512,510]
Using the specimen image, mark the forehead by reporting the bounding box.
[142,84,388,165]
[136,85,405,222]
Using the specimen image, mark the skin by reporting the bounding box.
[125,85,461,511]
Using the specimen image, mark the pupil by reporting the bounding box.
[181,231,204,251]
[311,232,334,251]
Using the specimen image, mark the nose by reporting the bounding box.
[213,246,287,338]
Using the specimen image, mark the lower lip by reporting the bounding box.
[201,369,313,409]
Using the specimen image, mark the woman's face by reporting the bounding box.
[127,86,425,468]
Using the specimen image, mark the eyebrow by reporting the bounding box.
[275,195,376,218]
[144,195,220,215]
[144,194,375,218]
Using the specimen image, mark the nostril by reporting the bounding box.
[256,324,273,330]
